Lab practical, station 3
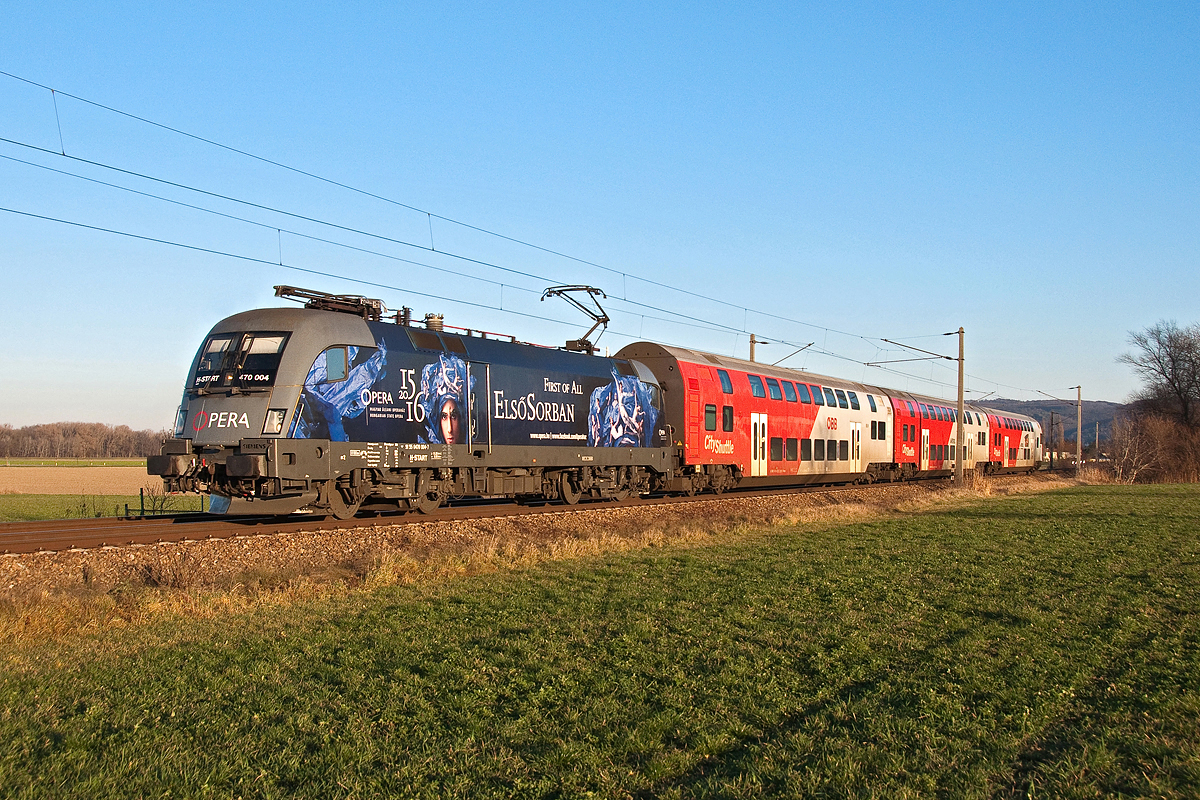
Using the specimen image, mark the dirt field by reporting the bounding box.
[0,467,160,496]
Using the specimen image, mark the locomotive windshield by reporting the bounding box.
[191,331,290,391]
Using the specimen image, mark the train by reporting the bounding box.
[148,287,1043,517]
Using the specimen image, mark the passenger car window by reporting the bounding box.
[781,381,797,402]
[810,385,824,406]
[765,378,783,400]
[722,406,734,432]
[824,388,838,407]
[846,391,860,410]
[797,383,813,403]
[747,375,766,398]
[770,437,783,461]
[704,404,717,431]
[786,438,798,461]
[813,439,825,460]
[878,421,886,440]
[867,395,877,413]
[801,439,813,460]
[717,369,733,394]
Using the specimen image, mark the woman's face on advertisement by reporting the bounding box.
[440,398,461,444]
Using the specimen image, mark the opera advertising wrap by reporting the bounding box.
[289,327,663,448]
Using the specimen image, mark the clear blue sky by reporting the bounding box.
[2,1,1197,430]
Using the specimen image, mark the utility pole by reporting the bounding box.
[1048,411,1057,470]
[1069,385,1082,472]
[749,334,768,363]
[1095,421,1100,463]
[955,327,964,484]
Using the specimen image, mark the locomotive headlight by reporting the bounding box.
[262,408,287,435]
[174,406,187,437]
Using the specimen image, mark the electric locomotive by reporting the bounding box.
[149,286,1043,516]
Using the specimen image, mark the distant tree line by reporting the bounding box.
[0,423,168,459]
[1111,320,1200,482]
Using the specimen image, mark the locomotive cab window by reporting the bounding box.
[322,347,348,382]
[193,331,290,389]
[717,369,733,394]
[704,404,717,431]
[748,375,766,398]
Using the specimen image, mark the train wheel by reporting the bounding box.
[410,471,443,514]
[323,482,362,520]
[409,491,442,514]
[559,473,582,506]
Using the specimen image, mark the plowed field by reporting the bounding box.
[0,467,158,496]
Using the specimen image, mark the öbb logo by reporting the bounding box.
[192,411,250,431]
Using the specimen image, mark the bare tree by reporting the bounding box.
[1119,320,1200,428]
[1109,415,1161,483]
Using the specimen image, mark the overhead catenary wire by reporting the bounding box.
[0,199,1021,400]
[0,70,881,342]
[0,70,1047,400]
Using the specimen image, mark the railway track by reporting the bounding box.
[0,479,964,556]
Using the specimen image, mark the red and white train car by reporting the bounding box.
[618,343,1041,492]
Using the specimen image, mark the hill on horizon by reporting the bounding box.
[978,399,1125,446]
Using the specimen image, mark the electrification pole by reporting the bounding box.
[955,327,964,484]
[1069,385,1082,472]
[749,334,768,362]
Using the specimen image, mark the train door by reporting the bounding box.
[921,428,930,471]
[750,412,768,476]
[1004,435,1011,467]
[851,422,861,474]
[467,362,491,452]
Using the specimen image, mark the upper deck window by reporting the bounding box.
[765,378,783,400]
[867,395,877,413]
[781,381,797,402]
[747,375,766,398]
[717,369,733,394]
[824,387,838,407]
[846,391,860,410]
[835,389,849,409]
[810,385,824,406]
[797,383,812,403]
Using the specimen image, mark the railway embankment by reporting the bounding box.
[1,474,1074,640]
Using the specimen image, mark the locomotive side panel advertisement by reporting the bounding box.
[287,328,663,448]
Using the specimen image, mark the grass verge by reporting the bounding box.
[1,484,1198,798]
[0,493,205,522]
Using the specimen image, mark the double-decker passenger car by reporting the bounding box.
[149,287,1042,516]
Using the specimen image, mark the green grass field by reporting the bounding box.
[2,485,1198,798]
[0,458,146,467]
[0,493,205,521]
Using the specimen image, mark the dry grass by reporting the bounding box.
[0,474,1076,649]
